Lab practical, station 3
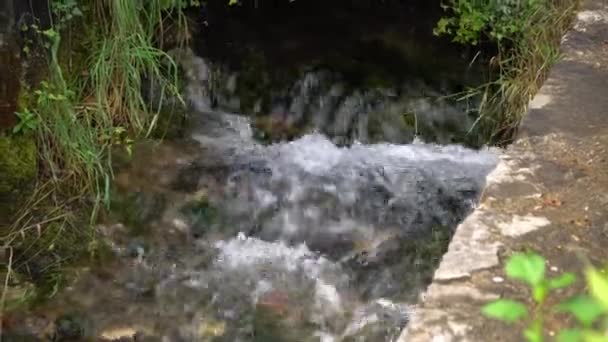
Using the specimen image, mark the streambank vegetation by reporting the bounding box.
[436,0,578,145]
[1,0,195,309]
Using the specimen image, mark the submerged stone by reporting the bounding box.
[54,314,93,341]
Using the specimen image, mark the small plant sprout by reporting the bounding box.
[13,109,40,135]
[483,252,608,342]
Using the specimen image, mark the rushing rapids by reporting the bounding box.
[7,8,497,339]
[15,87,497,340]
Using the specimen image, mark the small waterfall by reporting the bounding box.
[174,48,480,146]
[15,42,496,342]
[49,103,496,340]
[164,49,497,339]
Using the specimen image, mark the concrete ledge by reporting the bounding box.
[399,1,608,340]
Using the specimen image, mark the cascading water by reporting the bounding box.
[12,49,499,341]
[8,5,499,338]
[173,47,481,147]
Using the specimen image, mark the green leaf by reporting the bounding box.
[549,273,577,289]
[12,123,23,134]
[482,299,528,322]
[582,331,608,342]
[557,295,605,327]
[505,253,546,286]
[435,18,453,35]
[586,268,608,310]
[557,329,583,342]
[42,28,58,38]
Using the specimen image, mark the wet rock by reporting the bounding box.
[99,328,160,341]
[100,327,137,340]
[2,315,54,341]
[110,191,167,235]
[257,290,290,316]
[252,116,305,143]
[126,239,147,259]
[171,164,203,192]
[253,304,312,342]
[179,197,219,238]
[342,300,410,342]
[53,314,91,341]
[197,319,226,339]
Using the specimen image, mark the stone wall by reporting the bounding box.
[398,0,608,340]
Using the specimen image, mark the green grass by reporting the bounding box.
[1,0,192,310]
[473,0,578,145]
[439,0,579,146]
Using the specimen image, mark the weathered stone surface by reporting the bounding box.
[498,215,551,237]
[424,283,499,302]
[399,0,608,340]
[433,209,502,281]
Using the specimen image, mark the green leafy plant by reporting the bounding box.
[2,0,199,306]
[13,109,40,134]
[51,0,84,29]
[159,0,202,9]
[435,0,577,146]
[435,0,546,45]
[555,268,608,341]
[483,252,608,342]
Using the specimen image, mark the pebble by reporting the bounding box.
[54,315,88,340]
[550,266,559,272]
[198,320,226,338]
[172,218,189,231]
[100,327,137,340]
[492,276,504,283]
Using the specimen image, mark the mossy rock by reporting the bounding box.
[149,104,189,140]
[179,196,219,238]
[252,116,308,144]
[109,190,167,236]
[0,134,37,222]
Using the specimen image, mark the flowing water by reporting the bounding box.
[10,50,498,340]
[8,3,499,341]
[180,0,488,147]
[27,113,496,341]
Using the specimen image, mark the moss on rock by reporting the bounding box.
[0,133,37,222]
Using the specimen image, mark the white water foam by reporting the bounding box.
[214,234,347,330]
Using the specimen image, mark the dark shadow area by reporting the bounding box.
[195,0,479,87]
